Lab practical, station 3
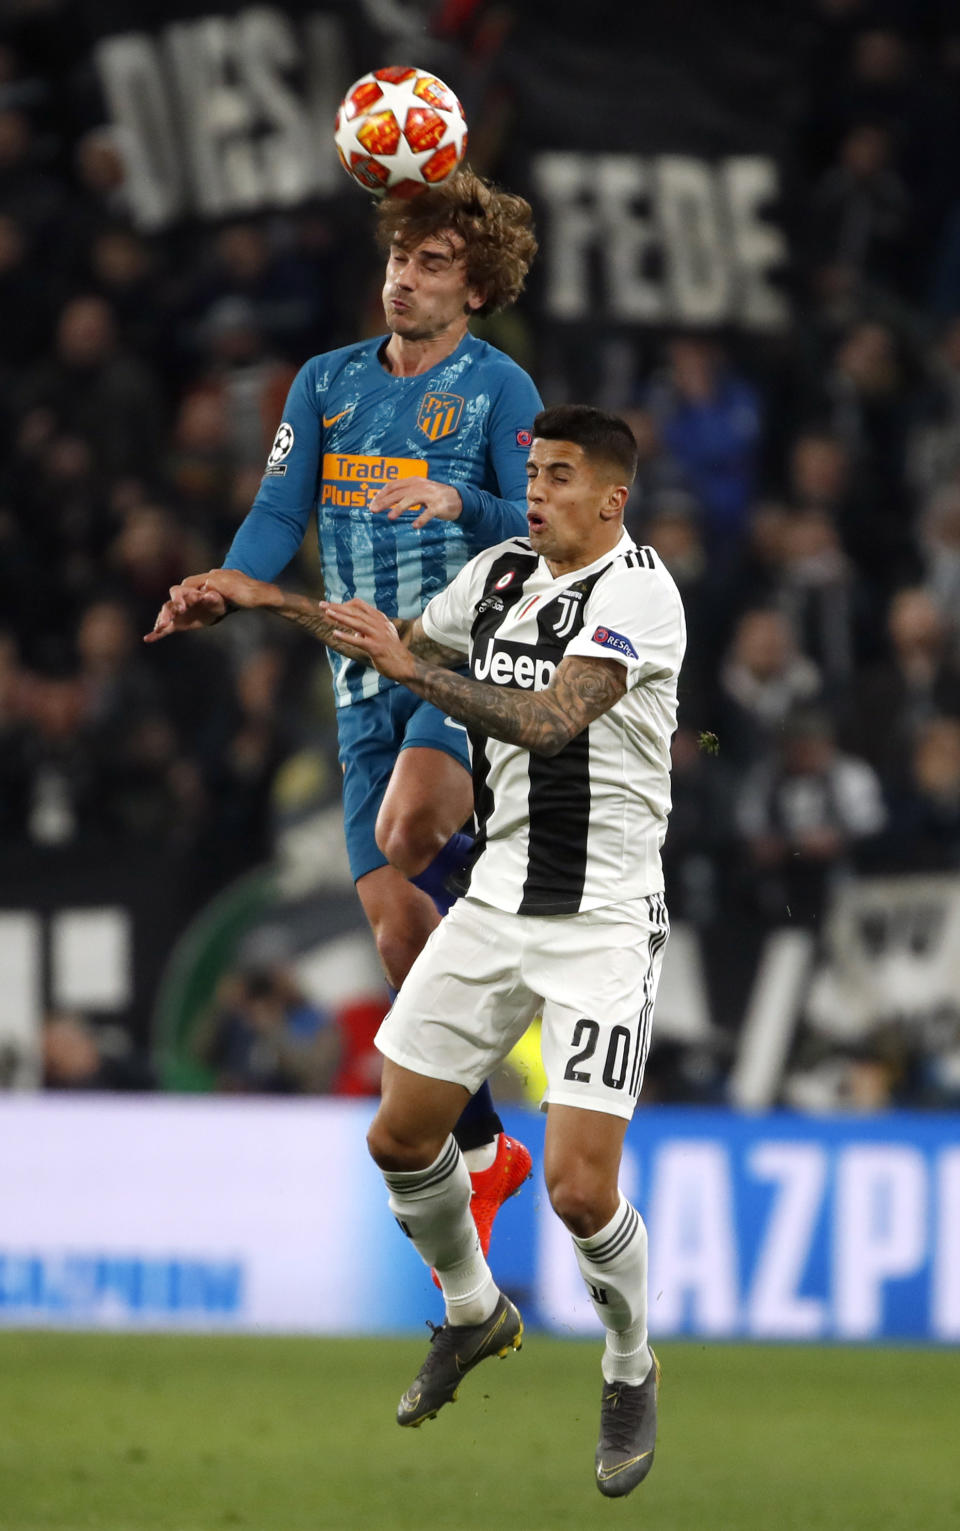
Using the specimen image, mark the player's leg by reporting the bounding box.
[543,1102,652,1371]
[370,1060,521,1425]
[533,896,668,1496]
[543,1102,658,1496]
[354,863,438,991]
[371,899,535,1424]
[375,743,473,886]
[369,1058,496,1322]
[368,739,473,986]
[374,739,504,1154]
[377,742,503,1152]
[338,692,443,988]
[378,724,532,1238]
[342,696,530,1254]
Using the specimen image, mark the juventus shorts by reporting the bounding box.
[376,892,670,1120]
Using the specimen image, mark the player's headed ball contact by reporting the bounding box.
[334,66,468,200]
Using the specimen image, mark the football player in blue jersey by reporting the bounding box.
[147,171,539,1251]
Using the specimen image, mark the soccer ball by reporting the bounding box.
[334,66,468,199]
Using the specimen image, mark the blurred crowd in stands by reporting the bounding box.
[38,970,389,1097]
[3,1,960,1106]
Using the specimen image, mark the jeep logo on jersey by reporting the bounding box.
[417,392,464,442]
[473,637,557,690]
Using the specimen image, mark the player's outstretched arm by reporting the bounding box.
[393,653,626,755]
[196,570,372,663]
[323,597,626,755]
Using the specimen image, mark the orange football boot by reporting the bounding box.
[432,1133,533,1289]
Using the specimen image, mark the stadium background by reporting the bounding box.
[1,2,960,1525]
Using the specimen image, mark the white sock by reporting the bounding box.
[461,1136,498,1174]
[572,1195,652,1385]
[382,1136,499,1326]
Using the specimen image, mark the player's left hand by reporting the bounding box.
[367,477,462,528]
[319,598,413,681]
[199,568,284,611]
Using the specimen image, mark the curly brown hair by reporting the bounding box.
[375,169,537,317]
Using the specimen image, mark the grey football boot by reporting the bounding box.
[397,1292,523,1427]
[595,1350,660,1497]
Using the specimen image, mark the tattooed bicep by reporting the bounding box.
[549,654,627,725]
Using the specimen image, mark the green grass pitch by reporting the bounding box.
[2,1331,958,1531]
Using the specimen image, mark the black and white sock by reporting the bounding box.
[381,1136,499,1325]
[571,1195,652,1385]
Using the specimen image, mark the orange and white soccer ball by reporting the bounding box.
[334,66,468,199]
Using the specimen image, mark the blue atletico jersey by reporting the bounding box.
[224,331,542,707]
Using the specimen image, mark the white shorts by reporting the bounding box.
[376,893,669,1121]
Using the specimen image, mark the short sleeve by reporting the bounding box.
[565,563,686,688]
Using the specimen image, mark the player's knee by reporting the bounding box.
[366,1114,404,1169]
[372,922,419,991]
[367,1111,432,1172]
[546,1167,612,1239]
[376,812,444,879]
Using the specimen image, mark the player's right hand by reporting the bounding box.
[143,572,227,643]
[320,597,414,681]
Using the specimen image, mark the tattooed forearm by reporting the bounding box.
[404,620,469,671]
[275,592,371,662]
[402,654,627,756]
[275,600,465,671]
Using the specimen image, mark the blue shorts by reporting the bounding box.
[336,687,471,882]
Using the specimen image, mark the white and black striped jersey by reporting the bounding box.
[420,529,686,915]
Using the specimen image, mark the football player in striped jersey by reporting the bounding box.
[197,405,686,1496]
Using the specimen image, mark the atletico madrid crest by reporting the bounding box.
[417,391,464,441]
